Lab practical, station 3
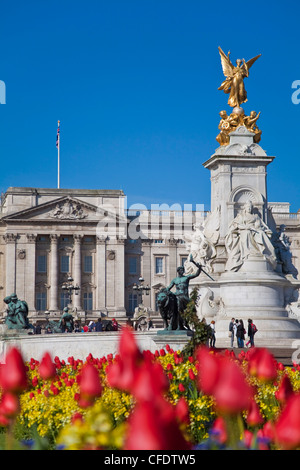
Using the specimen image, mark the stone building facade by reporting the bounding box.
[0,186,299,323]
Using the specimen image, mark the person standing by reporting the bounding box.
[209,320,216,348]
[233,320,238,347]
[246,318,256,347]
[237,319,245,348]
[95,318,103,332]
[229,318,235,348]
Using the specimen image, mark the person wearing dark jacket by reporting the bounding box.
[236,319,245,348]
[247,318,256,347]
[95,318,103,332]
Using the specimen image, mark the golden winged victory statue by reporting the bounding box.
[216,47,262,146]
[218,46,261,108]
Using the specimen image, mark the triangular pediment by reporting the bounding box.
[2,196,127,223]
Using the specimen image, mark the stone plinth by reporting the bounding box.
[215,256,300,340]
[0,330,191,363]
[198,125,300,343]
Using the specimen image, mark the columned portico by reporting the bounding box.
[25,234,36,312]
[73,234,83,310]
[4,233,17,296]
[96,236,107,311]
[49,234,59,311]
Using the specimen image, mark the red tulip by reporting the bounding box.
[248,348,277,382]
[175,397,190,424]
[188,368,196,381]
[119,327,143,364]
[0,347,27,393]
[275,374,294,404]
[107,328,143,391]
[32,376,39,387]
[0,414,10,426]
[196,347,221,395]
[39,352,56,380]
[246,399,264,426]
[211,417,227,444]
[79,364,102,399]
[71,412,83,424]
[0,392,20,417]
[212,358,253,414]
[243,430,254,449]
[196,346,253,414]
[124,401,191,450]
[259,420,275,443]
[131,360,169,403]
[274,393,300,449]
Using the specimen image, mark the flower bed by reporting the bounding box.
[1,328,300,450]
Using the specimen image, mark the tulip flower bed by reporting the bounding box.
[1,328,300,450]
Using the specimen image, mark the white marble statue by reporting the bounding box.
[225,200,277,272]
[273,224,298,278]
[184,206,220,274]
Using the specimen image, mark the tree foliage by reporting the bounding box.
[181,288,210,359]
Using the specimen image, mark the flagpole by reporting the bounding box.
[57,120,60,189]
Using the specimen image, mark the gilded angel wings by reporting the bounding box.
[218,46,261,108]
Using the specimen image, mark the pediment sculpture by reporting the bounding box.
[50,199,88,220]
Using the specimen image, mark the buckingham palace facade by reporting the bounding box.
[0,186,299,323]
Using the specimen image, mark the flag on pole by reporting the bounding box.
[56,120,60,148]
[56,120,60,189]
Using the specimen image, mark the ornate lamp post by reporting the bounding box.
[61,275,80,307]
[132,277,151,302]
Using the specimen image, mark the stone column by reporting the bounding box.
[49,234,59,311]
[25,234,37,312]
[96,236,107,311]
[4,233,17,296]
[73,234,82,310]
[114,238,126,314]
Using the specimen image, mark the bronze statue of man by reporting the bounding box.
[167,258,201,321]
[4,293,30,329]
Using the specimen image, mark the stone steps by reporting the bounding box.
[215,346,299,367]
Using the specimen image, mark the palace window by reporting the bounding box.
[83,292,93,310]
[84,255,93,273]
[129,293,138,312]
[129,257,137,274]
[61,255,69,273]
[36,291,47,311]
[37,255,47,273]
[60,292,69,310]
[155,257,164,274]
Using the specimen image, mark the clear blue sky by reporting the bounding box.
[0,0,299,211]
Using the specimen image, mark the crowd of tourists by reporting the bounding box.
[206,317,258,349]
[32,317,120,335]
[228,317,258,348]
